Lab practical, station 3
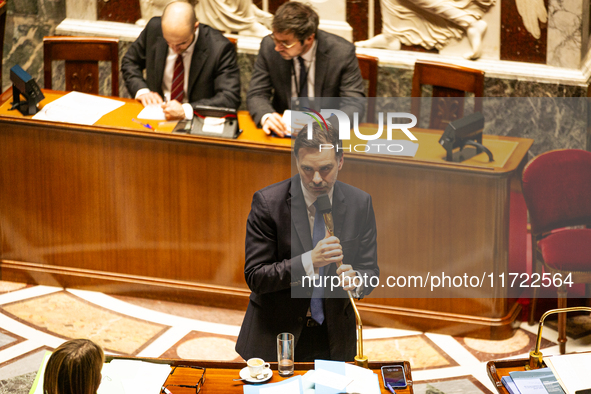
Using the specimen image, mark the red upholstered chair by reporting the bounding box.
[523,149,591,354]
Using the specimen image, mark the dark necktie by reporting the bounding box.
[298,56,308,104]
[171,55,185,102]
[310,200,325,325]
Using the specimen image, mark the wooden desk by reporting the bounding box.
[486,358,537,393]
[0,90,533,339]
[105,357,414,394]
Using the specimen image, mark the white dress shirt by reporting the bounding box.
[135,27,199,120]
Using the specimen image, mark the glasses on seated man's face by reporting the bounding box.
[271,34,298,49]
[162,365,206,394]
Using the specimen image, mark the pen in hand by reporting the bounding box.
[132,118,153,130]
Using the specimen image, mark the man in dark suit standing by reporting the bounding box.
[121,1,240,120]
[247,2,365,137]
[236,122,379,362]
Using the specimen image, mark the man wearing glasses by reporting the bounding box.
[122,1,240,121]
[247,2,365,137]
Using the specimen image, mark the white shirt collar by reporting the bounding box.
[298,39,317,64]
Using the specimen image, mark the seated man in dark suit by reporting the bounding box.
[247,2,365,137]
[236,122,379,362]
[121,1,240,121]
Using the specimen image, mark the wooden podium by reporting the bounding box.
[104,357,414,394]
[0,90,533,339]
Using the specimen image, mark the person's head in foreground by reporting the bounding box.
[44,339,104,394]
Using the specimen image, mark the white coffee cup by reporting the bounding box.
[247,357,270,378]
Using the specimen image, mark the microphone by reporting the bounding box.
[315,194,369,368]
[315,194,334,236]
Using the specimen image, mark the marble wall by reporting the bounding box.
[1,0,589,156]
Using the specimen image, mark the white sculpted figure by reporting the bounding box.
[514,0,547,39]
[136,0,176,27]
[136,0,272,38]
[195,0,272,37]
[355,0,495,60]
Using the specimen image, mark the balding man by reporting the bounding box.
[122,1,240,120]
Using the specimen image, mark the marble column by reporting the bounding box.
[547,0,583,68]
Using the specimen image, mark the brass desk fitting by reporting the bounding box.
[322,211,369,368]
[528,306,591,370]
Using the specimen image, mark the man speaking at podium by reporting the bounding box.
[121,1,240,120]
[236,123,379,362]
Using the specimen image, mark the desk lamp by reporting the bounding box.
[316,194,369,368]
[528,306,591,370]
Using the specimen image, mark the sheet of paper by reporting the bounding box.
[97,363,125,394]
[98,360,171,394]
[509,368,559,394]
[346,372,381,394]
[546,353,591,394]
[309,369,351,390]
[137,104,166,120]
[32,91,124,125]
[314,359,345,375]
[244,375,303,394]
[202,116,225,134]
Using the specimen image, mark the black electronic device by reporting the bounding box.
[381,365,407,392]
[9,65,44,116]
[438,112,493,162]
[188,105,240,139]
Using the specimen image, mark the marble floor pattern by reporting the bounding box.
[0,281,588,394]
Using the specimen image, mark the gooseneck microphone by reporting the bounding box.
[315,194,369,368]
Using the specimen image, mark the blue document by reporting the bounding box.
[502,376,520,394]
[510,368,562,394]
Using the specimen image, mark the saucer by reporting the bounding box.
[239,366,273,383]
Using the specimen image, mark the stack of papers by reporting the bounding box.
[33,91,124,125]
[243,360,380,394]
[504,368,564,394]
[546,353,591,394]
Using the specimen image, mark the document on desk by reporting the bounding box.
[546,353,591,394]
[509,368,564,394]
[314,359,380,394]
[33,91,124,125]
[243,375,303,394]
[97,360,171,394]
[137,104,166,120]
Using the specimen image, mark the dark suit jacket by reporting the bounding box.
[121,18,240,110]
[235,174,379,362]
[247,30,365,127]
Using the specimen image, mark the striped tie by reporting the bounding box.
[171,55,185,102]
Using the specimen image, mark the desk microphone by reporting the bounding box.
[315,194,369,368]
